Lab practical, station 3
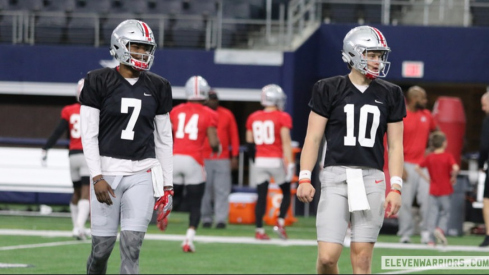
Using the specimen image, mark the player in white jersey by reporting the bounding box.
[297,26,404,274]
[80,19,173,274]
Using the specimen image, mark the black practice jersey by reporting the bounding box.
[80,67,173,160]
[309,75,406,170]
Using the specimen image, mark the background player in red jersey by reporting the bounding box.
[246,84,294,240]
[170,75,220,252]
[42,78,90,241]
[398,86,437,244]
[201,90,240,229]
[80,20,173,274]
[297,26,404,274]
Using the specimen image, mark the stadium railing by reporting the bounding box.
[0,0,320,51]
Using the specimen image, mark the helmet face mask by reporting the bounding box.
[185,76,210,101]
[261,84,287,110]
[342,26,391,79]
[110,20,157,71]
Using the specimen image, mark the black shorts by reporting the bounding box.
[72,176,90,188]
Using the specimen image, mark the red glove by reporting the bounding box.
[154,190,174,231]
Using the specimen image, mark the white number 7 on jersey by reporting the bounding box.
[121,98,142,140]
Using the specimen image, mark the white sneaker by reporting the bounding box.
[81,228,91,240]
[421,231,430,244]
[72,228,86,241]
[399,236,411,243]
[434,228,448,246]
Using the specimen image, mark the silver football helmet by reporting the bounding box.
[185,76,211,100]
[341,25,391,79]
[109,19,156,71]
[261,84,287,110]
[76,78,84,102]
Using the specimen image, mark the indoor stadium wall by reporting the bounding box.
[1,23,488,211]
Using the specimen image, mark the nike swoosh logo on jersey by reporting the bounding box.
[144,93,152,96]
[375,100,383,104]
[375,180,383,184]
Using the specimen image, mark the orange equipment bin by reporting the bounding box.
[229,147,301,226]
[229,193,257,224]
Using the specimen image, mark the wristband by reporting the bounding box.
[299,170,312,180]
[391,185,401,192]
[93,177,105,185]
[390,189,401,195]
[298,178,311,185]
[390,176,403,188]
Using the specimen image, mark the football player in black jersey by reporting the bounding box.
[80,19,173,274]
[297,26,405,274]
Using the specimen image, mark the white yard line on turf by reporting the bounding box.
[0,240,87,251]
[0,229,488,252]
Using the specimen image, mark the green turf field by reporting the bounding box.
[0,212,488,274]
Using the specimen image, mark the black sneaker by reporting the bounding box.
[216,222,226,229]
[202,222,212,228]
[479,236,489,247]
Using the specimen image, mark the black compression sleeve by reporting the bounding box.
[43,119,69,150]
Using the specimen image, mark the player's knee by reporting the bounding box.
[317,254,338,268]
[351,253,371,270]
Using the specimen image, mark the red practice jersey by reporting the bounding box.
[419,152,457,196]
[203,106,240,159]
[403,109,436,164]
[62,103,83,150]
[246,110,292,158]
[170,102,218,165]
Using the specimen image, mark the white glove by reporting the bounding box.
[41,149,47,167]
[285,163,295,182]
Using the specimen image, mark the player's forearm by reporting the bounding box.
[388,144,404,179]
[300,135,321,172]
[281,128,293,164]
[154,114,173,187]
[387,121,404,184]
[43,119,68,150]
[80,105,103,178]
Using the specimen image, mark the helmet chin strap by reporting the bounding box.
[130,58,150,71]
[365,73,377,80]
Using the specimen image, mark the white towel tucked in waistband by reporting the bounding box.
[109,175,123,190]
[151,165,164,198]
[346,168,370,212]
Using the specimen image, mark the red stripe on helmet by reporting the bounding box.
[140,21,152,41]
[371,27,386,47]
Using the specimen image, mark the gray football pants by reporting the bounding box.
[427,195,451,242]
[397,162,430,238]
[201,159,232,224]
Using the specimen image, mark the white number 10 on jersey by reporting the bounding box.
[344,104,380,147]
